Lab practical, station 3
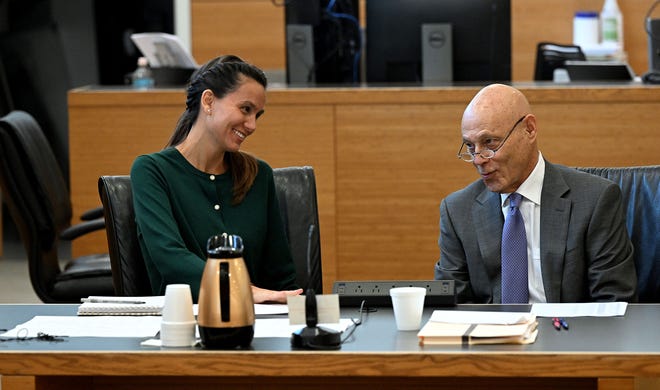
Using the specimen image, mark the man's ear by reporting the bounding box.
[524,114,538,139]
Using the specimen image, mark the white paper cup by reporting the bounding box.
[390,287,426,331]
[161,284,196,347]
[160,321,196,347]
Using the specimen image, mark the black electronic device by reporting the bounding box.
[564,60,635,81]
[285,0,361,84]
[642,71,660,84]
[291,289,342,350]
[365,0,511,84]
[150,67,196,86]
[332,280,456,307]
[644,14,660,84]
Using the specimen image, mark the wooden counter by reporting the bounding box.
[68,84,660,293]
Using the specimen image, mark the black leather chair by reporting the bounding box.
[273,166,323,293]
[534,42,586,81]
[576,166,660,302]
[0,110,114,302]
[98,175,151,296]
[98,166,323,296]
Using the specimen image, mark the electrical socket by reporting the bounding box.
[332,280,455,307]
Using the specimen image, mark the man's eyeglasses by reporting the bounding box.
[457,115,528,162]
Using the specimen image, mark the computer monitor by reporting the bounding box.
[285,0,361,84]
[366,0,511,84]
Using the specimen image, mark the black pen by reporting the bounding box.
[80,298,146,304]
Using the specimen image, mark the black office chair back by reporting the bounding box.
[99,166,324,296]
[0,110,113,302]
[98,175,152,296]
[534,42,586,81]
[0,57,14,116]
[273,166,323,293]
[576,166,660,302]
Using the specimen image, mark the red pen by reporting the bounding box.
[552,317,562,331]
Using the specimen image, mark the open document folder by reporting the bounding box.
[417,310,538,346]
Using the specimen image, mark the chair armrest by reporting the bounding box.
[60,218,105,241]
[80,206,104,221]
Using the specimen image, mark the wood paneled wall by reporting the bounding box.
[511,0,653,80]
[190,0,656,80]
[191,0,285,71]
[68,85,660,292]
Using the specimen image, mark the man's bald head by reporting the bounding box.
[459,84,539,194]
[463,83,531,129]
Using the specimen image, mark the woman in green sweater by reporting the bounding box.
[131,55,302,303]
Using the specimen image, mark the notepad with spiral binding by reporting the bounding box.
[77,296,165,316]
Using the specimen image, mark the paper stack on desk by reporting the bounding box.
[77,296,165,316]
[417,310,538,346]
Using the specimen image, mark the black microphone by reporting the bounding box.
[291,288,341,350]
[305,288,318,328]
[306,224,315,288]
[291,224,341,350]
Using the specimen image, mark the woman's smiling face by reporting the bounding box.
[207,76,266,152]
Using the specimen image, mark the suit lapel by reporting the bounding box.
[539,162,572,302]
[473,187,505,300]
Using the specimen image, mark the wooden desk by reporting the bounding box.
[68,84,660,292]
[2,304,660,390]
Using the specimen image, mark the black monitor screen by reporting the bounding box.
[366,0,511,84]
[285,0,360,84]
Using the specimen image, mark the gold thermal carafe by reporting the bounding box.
[197,233,255,349]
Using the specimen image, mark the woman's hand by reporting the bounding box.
[251,285,303,304]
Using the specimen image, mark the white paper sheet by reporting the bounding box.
[531,302,628,317]
[1,314,349,341]
[255,303,289,316]
[429,310,534,325]
[130,32,198,68]
[1,315,161,338]
[287,294,339,325]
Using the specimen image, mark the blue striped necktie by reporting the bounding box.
[501,192,529,303]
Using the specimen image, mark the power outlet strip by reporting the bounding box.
[332,280,456,307]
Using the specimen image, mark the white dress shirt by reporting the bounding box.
[500,151,546,303]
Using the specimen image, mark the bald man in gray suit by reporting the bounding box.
[434,84,637,303]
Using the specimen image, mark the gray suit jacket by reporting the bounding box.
[435,161,637,303]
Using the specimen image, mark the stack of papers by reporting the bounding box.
[130,33,198,68]
[417,310,538,346]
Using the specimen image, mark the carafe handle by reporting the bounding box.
[220,262,230,322]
